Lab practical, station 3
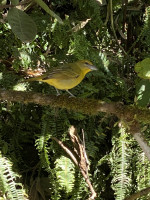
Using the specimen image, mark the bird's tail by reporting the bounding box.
[19,76,41,84]
[24,77,40,82]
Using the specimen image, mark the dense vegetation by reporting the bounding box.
[0,0,150,199]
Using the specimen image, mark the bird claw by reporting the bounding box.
[55,88,61,96]
[66,90,75,97]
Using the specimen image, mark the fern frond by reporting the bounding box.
[70,172,87,200]
[142,6,150,46]
[136,151,150,193]
[0,153,26,200]
[111,124,132,200]
[55,156,75,193]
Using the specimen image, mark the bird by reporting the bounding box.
[24,60,98,96]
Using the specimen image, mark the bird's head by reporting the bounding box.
[76,60,98,74]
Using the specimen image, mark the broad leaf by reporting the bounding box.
[135,58,150,79]
[0,0,6,5]
[136,79,150,107]
[11,0,19,6]
[0,0,7,11]
[7,8,37,42]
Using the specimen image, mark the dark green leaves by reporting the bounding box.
[7,2,63,43]
[7,8,37,42]
[34,0,63,24]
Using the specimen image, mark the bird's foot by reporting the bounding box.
[66,90,75,97]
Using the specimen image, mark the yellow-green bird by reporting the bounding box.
[25,60,98,96]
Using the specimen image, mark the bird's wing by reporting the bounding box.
[42,66,80,80]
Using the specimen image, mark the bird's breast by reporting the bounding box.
[43,74,84,90]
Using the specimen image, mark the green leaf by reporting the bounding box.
[10,0,19,6]
[0,0,6,5]
[7,8,37,42]
[135,58,150,79]
[136,79,150,107]
[0,0,6,11]
[34,0,63,24]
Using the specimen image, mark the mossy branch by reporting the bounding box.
[1,89,150,161]
[0,89,150,123]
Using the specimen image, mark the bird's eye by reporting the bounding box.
[84,62,89,65]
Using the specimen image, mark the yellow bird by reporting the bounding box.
[25,60,98,96]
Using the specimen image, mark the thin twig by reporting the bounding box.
[109,0,127,55]
[52,126,97,199]
[69,126,97,199]
[51,136,78,166]
[80,167,97,200]
[104,2,110,25]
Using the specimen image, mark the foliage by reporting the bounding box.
[135,58,150,79]
[136,79,150,107]
[111,125,132,200]
[0,0,150,199]
[55,156,75,193]
[0,152,26,199]
[7,8,37,42]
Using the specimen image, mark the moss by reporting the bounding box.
[52,95,100,115]
[122,105,150,124]
[1,90,150,123]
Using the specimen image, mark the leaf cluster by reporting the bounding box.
[0,0,150,199]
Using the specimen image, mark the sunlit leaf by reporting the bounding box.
[136,79,150,107]
[11,0,19,6]
[95,0,107,6]
[72,19,91,32]
[135,58,150,79]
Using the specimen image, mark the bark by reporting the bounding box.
[0,89,150,123]
[1,89,150,162]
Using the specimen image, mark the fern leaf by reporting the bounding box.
[111,124,132,200]
[55,156,75,193]
[0,153,26,200]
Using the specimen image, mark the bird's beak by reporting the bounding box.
[87,64,98,71]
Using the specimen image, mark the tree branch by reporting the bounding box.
[1,90,150,168]
[124,186,150,200]
[2,89,150,162]
[130,121,150,161]
[0,89,150,123]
